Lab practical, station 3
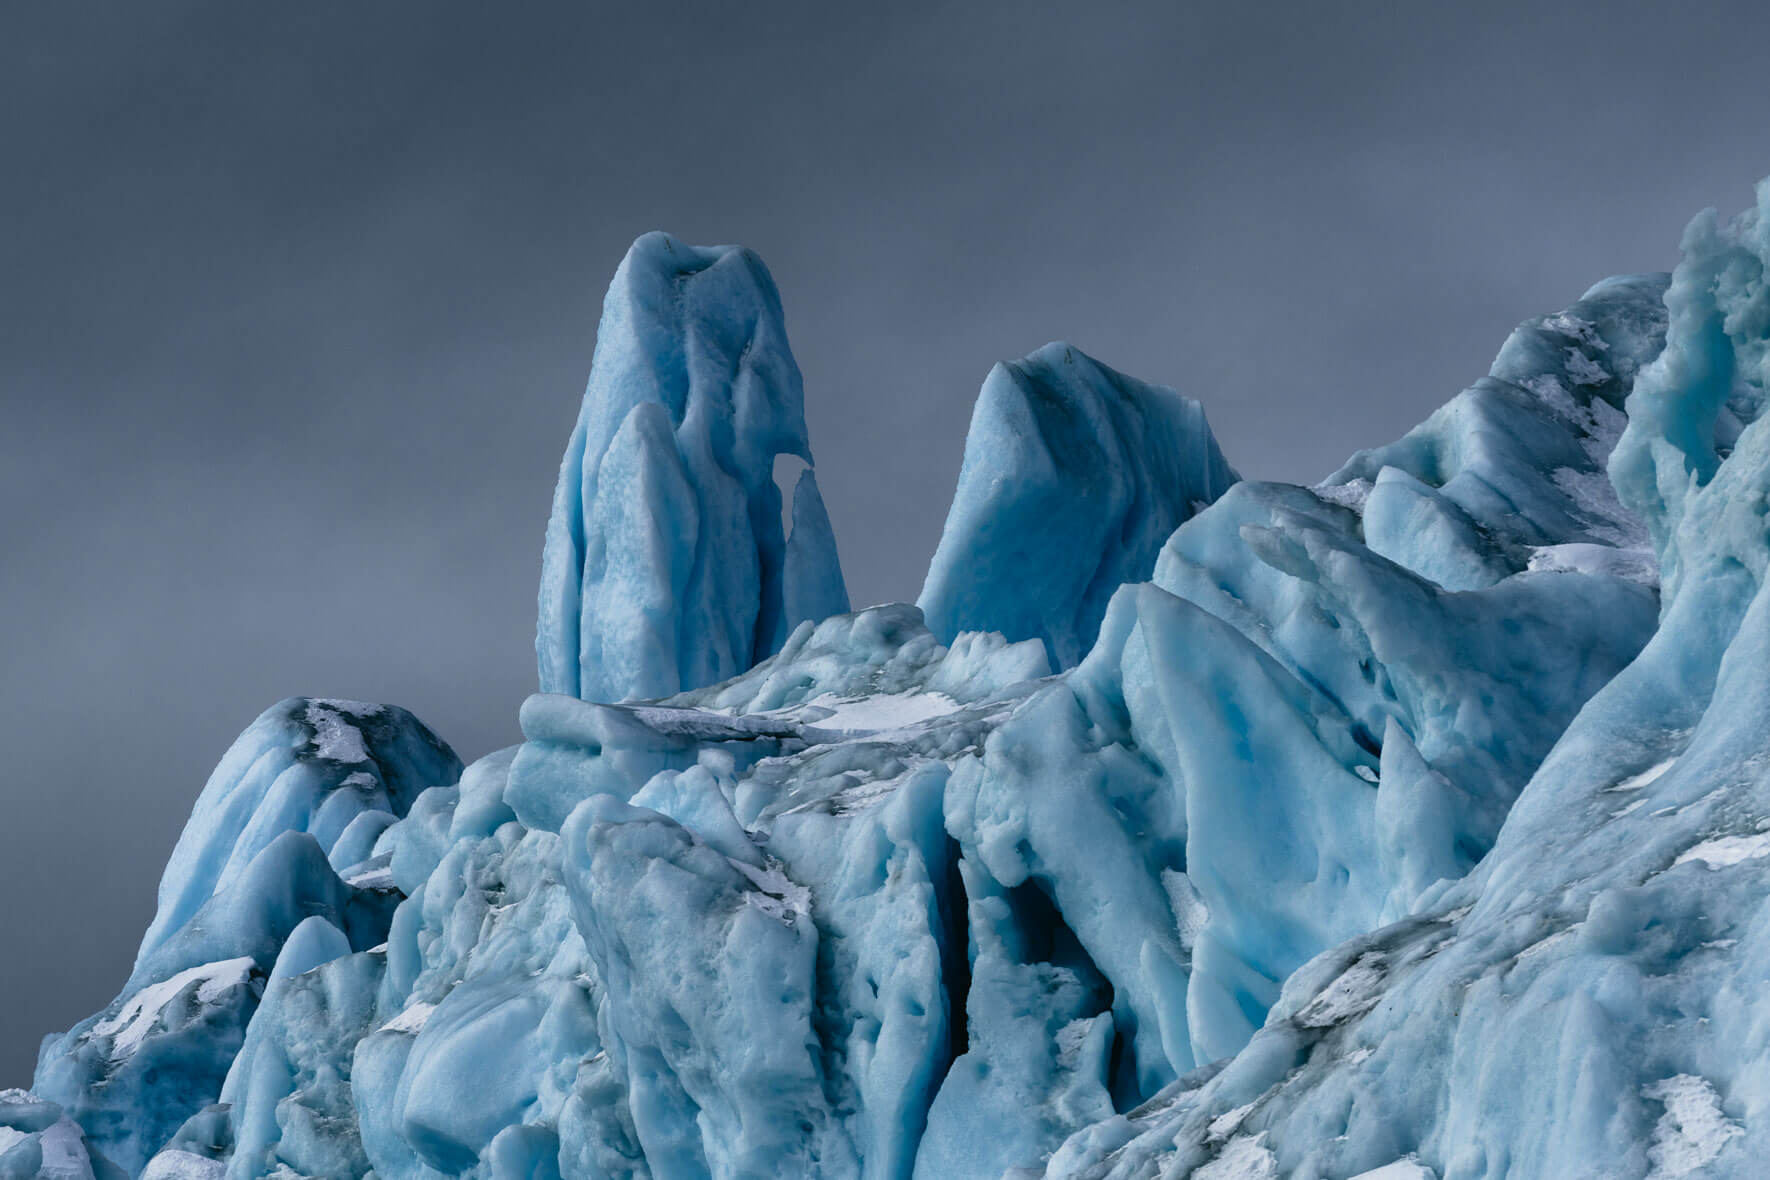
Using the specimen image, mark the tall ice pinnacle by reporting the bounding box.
[538,232,849,702]
[918,342,1238,669]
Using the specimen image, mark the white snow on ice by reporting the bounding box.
[1313,478,1374,513]
[733,858,812,924]
[1543,312,1608,351]
[141,1148,227,1179]
[1349,1160,1437,1180]
[379,1001,437,1035]
[1194,1132,1279,1180]
[1528,541,1657,584]
[1608,758,1678,793]
[342,863,397,890]
[1642,1074,1741,1178]
[1207,1101,1257,1141]
[1674,831,1770,870]
[809,691,964,734]
[91,957,255,1057]
[304,700,374,763]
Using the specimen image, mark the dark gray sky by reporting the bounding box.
[4,0,1768,1081]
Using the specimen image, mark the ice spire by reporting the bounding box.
[537,232,849,702]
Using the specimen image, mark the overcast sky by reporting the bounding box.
[4,0,1769,1081]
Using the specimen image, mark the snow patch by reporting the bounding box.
[1674,831,1770,870]
[1207,1101,1256,1141]
[380,1001,436,1035]
[1350,1160,1436,1180]
[304,700,374,763]
[1313,478,1373,512]
[1642,1074,1740,1178]
[141,1149,228,1179]
[1608,758,1677,793]
[342,862,397,890]
[1543,312,1608,351]
[826,772,910,817]
[809,691,963,734]
[1528,542,1657,584]
[91,957,255,1057]
[1054,1019,1097,1071]
[732,858,812,924]
[1546,467,1650,549]
[1195,1133,1278,1179]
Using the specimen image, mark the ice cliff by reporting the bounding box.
[12,182,1770,1179]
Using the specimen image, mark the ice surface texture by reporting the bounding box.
[19,180,1770,1179]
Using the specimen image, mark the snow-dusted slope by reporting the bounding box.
[17,180,1770,1179]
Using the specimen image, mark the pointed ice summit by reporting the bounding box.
[919,342,1238,670]
[536,232,849,704]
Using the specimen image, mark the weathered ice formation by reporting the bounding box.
[14,179,1770,1180]
[536,232,848,704]
[918,341,1239,670]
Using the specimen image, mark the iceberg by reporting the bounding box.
[14,178,1770,1178]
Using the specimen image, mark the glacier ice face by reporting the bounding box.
[919,342,1239,670]
[536,231,849,704]
[19,200,1770,1180]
